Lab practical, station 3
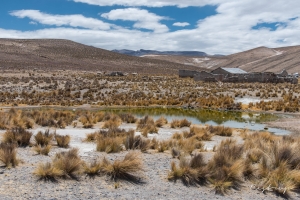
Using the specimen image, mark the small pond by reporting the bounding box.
[16,106,291,135]
[104,107,290,135]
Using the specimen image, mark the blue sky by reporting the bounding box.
[1,0,300,54]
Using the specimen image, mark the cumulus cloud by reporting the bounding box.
[173,22,190,27]
[10,10,111,30]
[73,0,219,8]
[3,1,300,55]
[29,21,37,25]
[101,8,168,33]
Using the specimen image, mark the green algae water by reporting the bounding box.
[104,107,289,135]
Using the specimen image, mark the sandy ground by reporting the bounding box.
[266,115,300,134]
[0,123,298,199]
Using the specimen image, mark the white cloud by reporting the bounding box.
[73,0,220,8]
[10,10,111,30]
[101,8,168,33]
[3,1,300,55]
[173,22,190,27]
[29,21,37,25]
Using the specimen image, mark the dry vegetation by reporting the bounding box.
[1,72,299,112]
[166,132,300,198]
[0,106,300,198]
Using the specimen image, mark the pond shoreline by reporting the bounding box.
[0,105,294,135]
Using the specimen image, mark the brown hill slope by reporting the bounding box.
[142,46,300,74]
[0,39,203,74]
[216,46,300,73]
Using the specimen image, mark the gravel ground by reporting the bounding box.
[0,148,290,200]
[266,115,300,134]
[0,125,299,199]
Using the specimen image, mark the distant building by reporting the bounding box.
[194,71,223,82]
[108,71,124,76]
[211,67,247,77]
[180,67,298,84]
[277,69,288,77]
[179,69,198,78]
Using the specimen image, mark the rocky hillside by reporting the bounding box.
[112,49,207,57]
[0,39,204,74]
[139,46,300,74]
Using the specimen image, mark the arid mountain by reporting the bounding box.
[142,46,300,74]
[112,49,207,57]
[0,39,204,74]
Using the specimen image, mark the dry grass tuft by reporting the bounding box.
[170,119,191,128]
[83,132,99,142]
[102,115,122,129]
[157,140,170,153]
[33,145,52,156]
[84,160,102,177]
[0,143,19,168]
[207,125,233,136]
[137,116,158,137]
[96,137,123,153]
[155,116,168,127]
[118,113,137,123]
[124,132,150,152]
[100,151,144,183]
[189,126,213,141]
[55,134,71,148]
[53,148,83,179]
[33,162,63,181]
[34,129,53,146]
[2,127,32,147]
[168,154,208,186]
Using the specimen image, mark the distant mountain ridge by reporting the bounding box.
[0,39,204,74]
[111,49,208,57]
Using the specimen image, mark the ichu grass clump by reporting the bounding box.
[155,116,168,127]
[207,125,233,137]
[137,116,158,137]
[52,148,83,179]
[55,134,71,148]
[168,154,208,186]
[34,129,54,146]
[96,136,123,153]
[33,145,52,156]
[170,119,191,128]
[99,151,144,183]
[124,131,150,152]
[0,143,19,168]
[33,162,63,181]
[2,127,32,147]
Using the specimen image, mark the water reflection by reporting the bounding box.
[105,107,289,135]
